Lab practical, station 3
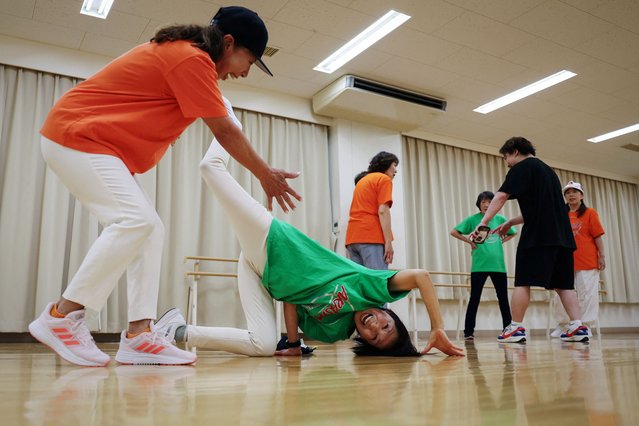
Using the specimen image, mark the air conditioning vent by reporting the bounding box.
[263,46,279,57]
[312,75,445,131]
[351,77,446,111]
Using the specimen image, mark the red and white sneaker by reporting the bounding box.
[560,323,591,342]
[115,322,196,365]
[28,302,110,367]
[497,323,527,343]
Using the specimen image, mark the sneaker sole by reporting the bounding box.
[115,351,196,366]
[28,320,110,367]
[560,335,590,342]
[498,336,526,343]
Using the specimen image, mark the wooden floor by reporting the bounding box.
[1,335,637,425]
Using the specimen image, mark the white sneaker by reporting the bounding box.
[154,308,186,344]
[115,322,196,365]
[550,326,564,338]
[28,302,110,367]
[560,322,592,342]
[497,323,526,343]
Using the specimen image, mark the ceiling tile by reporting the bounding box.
[433,11,536,57]
[0,12,83,49]
[511,1,614,47]
[443,0,546,23]
[575,27,639,70]
[435,48,526,85]
[34,1,150,42]
[0,0,36,18]
[374,27,464,66]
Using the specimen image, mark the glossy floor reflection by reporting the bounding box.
[1,335,638,425]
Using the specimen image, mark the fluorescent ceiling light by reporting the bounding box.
[80,0,115,19]
[473,70,577,114]
[588,123,639,143]
[314,10,410,74]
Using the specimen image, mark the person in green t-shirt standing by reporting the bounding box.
[159,134,464,358]
[451,191,517,340]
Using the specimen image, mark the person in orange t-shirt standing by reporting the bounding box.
[345,152,399,270]
[551,181,606,337]
[29,6,301,367]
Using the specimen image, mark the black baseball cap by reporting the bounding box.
[210,6,273,76]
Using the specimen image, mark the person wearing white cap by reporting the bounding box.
[550,181,606,337]
[29,6,300,367]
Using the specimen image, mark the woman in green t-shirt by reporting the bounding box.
[451,191,517,340]
[162,129,463,357]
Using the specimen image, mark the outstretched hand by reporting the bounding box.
[421,329,465,357]
[274,347,302,356]
[491,223,510,239]
[259,167,302,212]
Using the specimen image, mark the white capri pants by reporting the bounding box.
[41,137,164,322]
[186,140,278,356]
[553,269,600,324]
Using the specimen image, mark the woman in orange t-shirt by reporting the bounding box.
[345,151,399,270]
[551,181,606,336]
[29,7,301,368]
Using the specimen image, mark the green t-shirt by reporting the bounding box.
[454,213,516,273]
[262,219,407,343]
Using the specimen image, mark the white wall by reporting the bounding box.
[3,34,636,334]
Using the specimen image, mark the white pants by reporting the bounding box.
[41,137,164,321]
[553,269,600,324]
[187,141,278,356]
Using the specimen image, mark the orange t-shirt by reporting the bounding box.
[569,208,605,270]
[41,41,227,174]
[345,172,393,245]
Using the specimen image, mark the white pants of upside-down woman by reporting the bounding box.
[188,139,279,356]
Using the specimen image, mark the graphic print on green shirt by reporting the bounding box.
[454,213,516,273]
[262,219,407,343]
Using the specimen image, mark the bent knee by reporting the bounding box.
[248,332,277,356]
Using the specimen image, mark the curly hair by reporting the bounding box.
[367,151,399,173]
[151,24,225,63]
[499,136,536,156]
[351,308,420,357]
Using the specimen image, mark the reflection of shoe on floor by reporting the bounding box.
[24,367,109,423]
[497,324,526,343]
[115,365,196,416]
[154,308,186,344]
[28,302,110,367]
[115,322,196,365]
[560,323,591,342]
[498,342,528,363]
[561,341,591,364]
[464,335,474,341]
[115,364,195,386]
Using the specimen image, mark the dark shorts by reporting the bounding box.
[515,246,574,290]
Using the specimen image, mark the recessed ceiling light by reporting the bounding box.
[473,70,577,114]
[80,0,115,19]
[588,123,639,143]
[313,10,410,74]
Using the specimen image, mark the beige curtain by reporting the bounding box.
[0,64,331,332]
[402,136,639,304]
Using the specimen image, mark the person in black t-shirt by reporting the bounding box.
[470,137,591,343]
